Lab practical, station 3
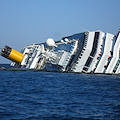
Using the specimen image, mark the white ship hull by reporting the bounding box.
[1,30,120,74]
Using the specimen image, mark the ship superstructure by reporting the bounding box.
[1,30,120,74]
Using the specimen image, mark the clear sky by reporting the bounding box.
[0,0,120,63]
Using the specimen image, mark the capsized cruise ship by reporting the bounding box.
[1,30,120,74]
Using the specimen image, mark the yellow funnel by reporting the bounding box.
[1,45,24,63]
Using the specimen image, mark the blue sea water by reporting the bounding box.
[0,66,120,120]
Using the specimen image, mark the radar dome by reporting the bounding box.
[65,38,69,42]
[46,38,56,47]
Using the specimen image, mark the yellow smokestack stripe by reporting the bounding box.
[8,49,24,63]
